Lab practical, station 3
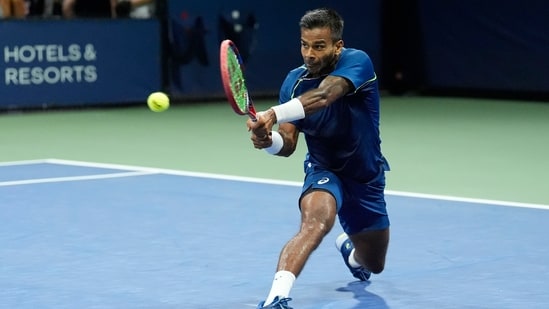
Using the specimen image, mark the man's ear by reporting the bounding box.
[335,39,344,53]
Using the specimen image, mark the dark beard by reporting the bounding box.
[316,53,339,76]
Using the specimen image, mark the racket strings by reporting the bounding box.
[227,49,249,111]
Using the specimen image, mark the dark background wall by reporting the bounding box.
[165,0,548,100]
[415,0,549,99]
[1,0,547,111]
[165,0,381,98]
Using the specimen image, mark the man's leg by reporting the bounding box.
[349,228,390,274]
[277,190,337,274]
[261,190,337,307]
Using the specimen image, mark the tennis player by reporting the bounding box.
[248,8,390,309]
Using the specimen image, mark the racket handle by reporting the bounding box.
[249,110,258,122]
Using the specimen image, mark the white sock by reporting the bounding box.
[348,248,362,268]
[264,270,296,305]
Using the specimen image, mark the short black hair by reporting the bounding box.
[299,8,344,41]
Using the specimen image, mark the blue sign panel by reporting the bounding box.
[0,19,161,109]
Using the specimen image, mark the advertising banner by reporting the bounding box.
[1,19,161,109]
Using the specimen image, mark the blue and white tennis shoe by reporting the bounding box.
[256,296,293,309]
[335,233,371,281]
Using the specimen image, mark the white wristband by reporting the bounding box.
[271,98,305,123]
[264,131,284,155]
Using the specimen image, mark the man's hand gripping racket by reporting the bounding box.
[219,39,295,155]
[219,39,258,121]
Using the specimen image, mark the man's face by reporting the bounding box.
[300,27,343,77]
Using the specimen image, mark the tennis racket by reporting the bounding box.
[219,39,257,121]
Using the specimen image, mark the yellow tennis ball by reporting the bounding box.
[147,92,170,112]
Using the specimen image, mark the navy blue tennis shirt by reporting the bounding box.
[279,48,388,183]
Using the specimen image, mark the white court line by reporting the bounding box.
[0,159,54,167]
[0,171,158,187]
[384,190,549,210]
[2,158,548,210]
[44,158,303,187]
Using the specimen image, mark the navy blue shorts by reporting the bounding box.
[300,162,390,235]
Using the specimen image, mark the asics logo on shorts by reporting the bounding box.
[317,177,330,185]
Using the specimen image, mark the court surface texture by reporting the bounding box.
[1,159,548,309]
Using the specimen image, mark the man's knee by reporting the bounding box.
[353,250,385,273]
[367,261,385,274]
[351,229,389,274]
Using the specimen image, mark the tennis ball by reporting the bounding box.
[147,92,170,112]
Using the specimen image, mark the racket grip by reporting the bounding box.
[250,111,261,122]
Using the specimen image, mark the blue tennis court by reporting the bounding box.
[1,159,548,309]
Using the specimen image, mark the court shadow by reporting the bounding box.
[336,281,389,309]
